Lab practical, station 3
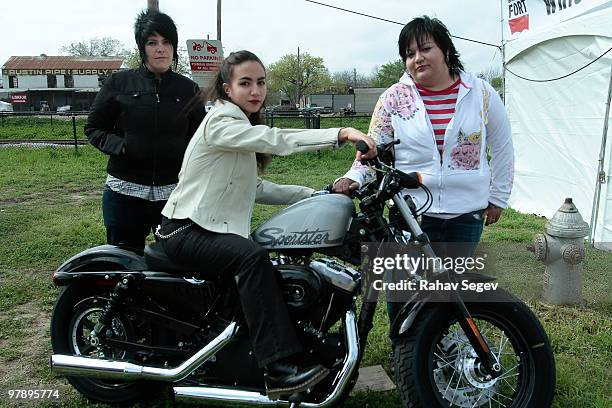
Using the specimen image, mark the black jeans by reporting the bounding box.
[159,217,302,367]
[102,186,166,252]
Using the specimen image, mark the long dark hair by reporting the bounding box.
[205,50,271,170]
[134,10,179,70]
[398,16,464,77]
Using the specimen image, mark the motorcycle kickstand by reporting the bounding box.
[288,392,304,407]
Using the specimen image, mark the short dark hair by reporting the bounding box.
[134,10,179,69]
[398,16,464,76]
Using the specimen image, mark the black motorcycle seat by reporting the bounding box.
[144,242,201,274]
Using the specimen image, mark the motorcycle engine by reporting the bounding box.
[275,258,360,331]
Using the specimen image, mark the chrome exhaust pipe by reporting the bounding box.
[51,322,237,381]
[174,310,360,407]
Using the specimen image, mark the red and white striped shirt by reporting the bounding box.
[416,78,460,152]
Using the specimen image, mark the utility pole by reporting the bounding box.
[353,68,357,87]
[147,0,159,11]
[217,0,222,41]
[297,47,301,107]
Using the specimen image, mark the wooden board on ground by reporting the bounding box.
[351,365,396,394]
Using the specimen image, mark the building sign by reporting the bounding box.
[1,68,120,76]
[504,0,611,40]
[186,39,223,90]
[10,93,27,104]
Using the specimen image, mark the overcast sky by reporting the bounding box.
[1,0,505,76]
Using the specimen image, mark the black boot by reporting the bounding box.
[264,360,330,400]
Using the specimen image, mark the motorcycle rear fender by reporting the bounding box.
[52,245,187,286]
[390,272,497,338]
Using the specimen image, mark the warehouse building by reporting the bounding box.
[0,55,124,111]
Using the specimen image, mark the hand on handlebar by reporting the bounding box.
[332,177,359,196]
[338,128,377,160]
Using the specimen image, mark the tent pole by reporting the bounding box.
[588,62,612,246]
[500,0,506,102]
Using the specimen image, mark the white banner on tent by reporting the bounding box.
[503,0,611,40]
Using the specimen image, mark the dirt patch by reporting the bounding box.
[0,188,101,207]
[0,303,73,403]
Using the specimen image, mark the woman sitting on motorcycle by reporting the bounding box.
[157,50,375,399]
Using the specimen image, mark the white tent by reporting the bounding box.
[503,1,612,250]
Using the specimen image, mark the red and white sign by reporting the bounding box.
[10,93,27,104]
[186,39,223,90]
[504,0,611,40]
[508,0,530,34]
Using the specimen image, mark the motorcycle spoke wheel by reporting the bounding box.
[51,284,162,404]
[393,289,555,408]
[432,319,523,408]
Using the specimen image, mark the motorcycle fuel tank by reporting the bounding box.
[252,194,354,250]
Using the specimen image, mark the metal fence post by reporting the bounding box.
[72,115,78,151]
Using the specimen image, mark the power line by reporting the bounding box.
[304,0,501,49]
[505,46,612,82]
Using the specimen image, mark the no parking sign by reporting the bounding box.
[186,39,224,90]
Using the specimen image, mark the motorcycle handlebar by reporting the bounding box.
[355,140,370,154]
[397,171,422,189]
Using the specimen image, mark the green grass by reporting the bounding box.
[0,115,372,142]
[0,145,610,407]
[0,115,88,140]
[267,116,371,133]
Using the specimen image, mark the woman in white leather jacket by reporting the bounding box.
[157,50,375,400]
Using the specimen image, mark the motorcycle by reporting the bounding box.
[50,140,556,407]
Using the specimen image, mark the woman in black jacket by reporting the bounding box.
[85,10,205,252]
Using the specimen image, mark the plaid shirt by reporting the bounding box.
[105,174,176,201]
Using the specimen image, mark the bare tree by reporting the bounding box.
[60,37,128,57]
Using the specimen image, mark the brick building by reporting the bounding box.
[0,55,124,111]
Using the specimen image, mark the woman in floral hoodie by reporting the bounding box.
[333,16,514,332]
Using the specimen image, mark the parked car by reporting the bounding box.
[0,101,13,112]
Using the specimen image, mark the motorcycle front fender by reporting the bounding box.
[390,272,497,338]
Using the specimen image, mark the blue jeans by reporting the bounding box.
[387,209,485,340]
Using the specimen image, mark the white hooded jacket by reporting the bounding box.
[343,71,514,214]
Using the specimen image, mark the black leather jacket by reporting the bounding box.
[85,65,205,185]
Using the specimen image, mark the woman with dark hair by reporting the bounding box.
[157,50,375,399]
[85,10,205,252]
[334,16,514,331]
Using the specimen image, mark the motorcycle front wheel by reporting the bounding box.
[50,283,160,404]
[394,288,555,408]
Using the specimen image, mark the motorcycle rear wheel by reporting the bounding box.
[394,289,555,408]
[51,284,162,404]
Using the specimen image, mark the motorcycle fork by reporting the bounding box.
[451,292,502,378]
[390,195,502,378]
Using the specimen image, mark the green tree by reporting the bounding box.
[267,53,332,106]
[331,69,374,93]
[372,59,406,88]
[60,37,128,57]
[478,67,503,99]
